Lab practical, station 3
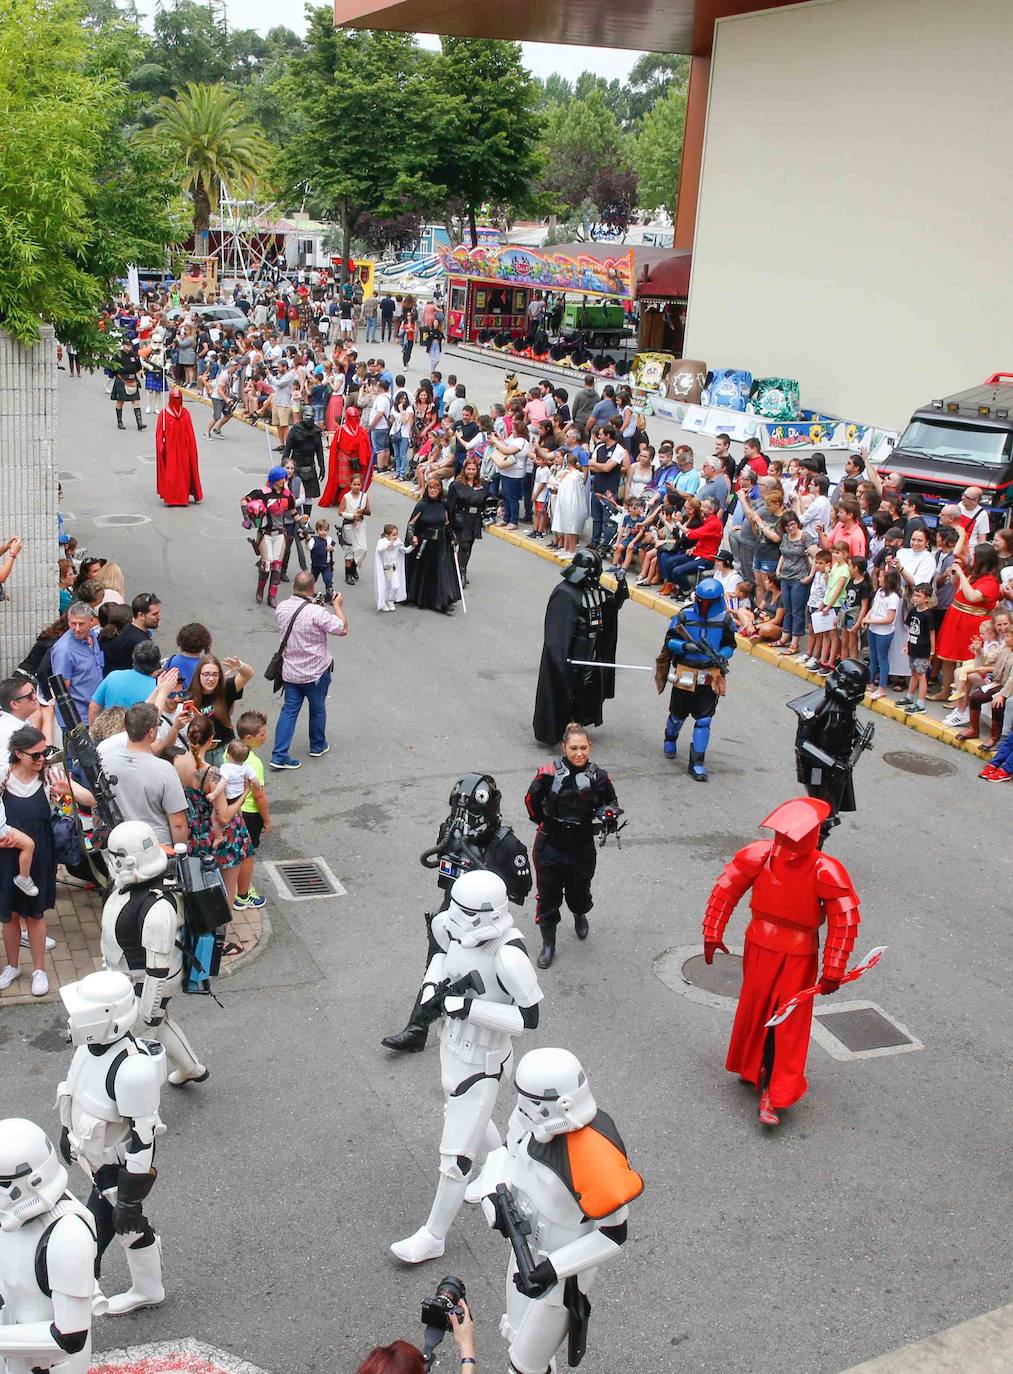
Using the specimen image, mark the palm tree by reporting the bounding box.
[137,83,261,254]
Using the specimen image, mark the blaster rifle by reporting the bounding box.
[494,1184,539,1295]
[47,674,123,847]
[414,969,486,1028]
[848,720,875,772]
[670,621,729,676]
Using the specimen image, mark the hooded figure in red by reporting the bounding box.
[320,405,373,507]
[155,387,203,506]
[702,797,860,1126]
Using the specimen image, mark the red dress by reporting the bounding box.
[935,574,1000,662]
[320,415,373,507]
[155,388,203,506]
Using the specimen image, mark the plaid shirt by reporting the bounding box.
[274,596,346,684]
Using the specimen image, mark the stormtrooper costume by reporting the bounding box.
[468,1049,643,1374]
[0,1119,97,1374]
[57,970,167,1316]
[391,870,543,1265]
[100,821,208,1086]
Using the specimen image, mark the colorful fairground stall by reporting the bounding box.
[636,252,691,356]
[437,242,637,345]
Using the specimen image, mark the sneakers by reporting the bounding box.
[895,695,914,708]
[269,756,302,770]
[0,965,21,991]
[980,765,1011,781]
[943,708,970,727]
[233,889,266,910]
[31,970,49,997]
[309,744,330,757]
[13,874,39,897]
[803,656,820,670]
[907,702,926,715]
[20,933,56,951]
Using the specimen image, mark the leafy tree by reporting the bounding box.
[354,213,424,257]
[429,38,544,246]
[130,0,232,100]
[0,0,177,361]
[626,52,690,126]
[573,72,630,129]
[534,73,573,110]
[538,90,638,238]
[274,15,443,278]
[634,81,687,217]
[136,83,262,251]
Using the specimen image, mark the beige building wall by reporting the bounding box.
[684,0,1013,432]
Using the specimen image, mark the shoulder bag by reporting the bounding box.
[264,597,312,694]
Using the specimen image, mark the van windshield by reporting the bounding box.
[898,418,1010,466]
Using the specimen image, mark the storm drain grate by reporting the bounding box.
[264,857,346,902]
[812,1000,923,1061]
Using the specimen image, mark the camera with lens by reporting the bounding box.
[420,1275,467,1367]
[312,591,333,606]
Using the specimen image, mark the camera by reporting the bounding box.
[312,591,332,606]
[420,1275,467,1368]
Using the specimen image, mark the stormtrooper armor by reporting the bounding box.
[56,970,168,1316]
[390,871,543,1265]
[0,1119,97,1374]
[468,1049,643,1374]
[101,822,208,1086]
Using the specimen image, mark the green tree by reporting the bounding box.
[274,15,442,278]
[0,0,178,360]
[430,38,544,246]
[626,52,690,126]
[634,81,687,217]
[137,83,262,252]
[130,0,232,100]
[538,90,638,237]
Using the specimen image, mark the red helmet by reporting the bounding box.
[759,796,830,849]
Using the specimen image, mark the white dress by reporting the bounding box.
[552,468,589,536]
[339,491,369,567]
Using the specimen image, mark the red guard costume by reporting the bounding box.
[320,405,373,508]
[155,387,203,506]
[702,797,860,1126]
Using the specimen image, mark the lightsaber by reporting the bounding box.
[764,946,888,1027]
[452,544,468,614]
[567,659,653,671]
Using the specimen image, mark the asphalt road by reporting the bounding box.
[5,365,1010,1374]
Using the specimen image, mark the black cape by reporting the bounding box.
[532,580,627,745]
[405,496,460,612]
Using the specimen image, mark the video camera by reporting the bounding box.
[420,1275,467,1369]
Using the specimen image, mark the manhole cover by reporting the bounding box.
[264,857,346,901]
[238,465,270,475]
[882,749,957,777]
[810,1000,923,1061]
[93,513,151,528]
[58,470,79,481]
[681,952,743,999]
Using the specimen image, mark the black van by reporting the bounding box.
[881,373,1013,529]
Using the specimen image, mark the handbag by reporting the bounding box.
[264,596,312,693]
[50,812,84,868]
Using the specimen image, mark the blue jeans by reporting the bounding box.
[868,631,892,688]
[365,316,377,342]
[392,434,410,478]
[272,668,331,762]
[590,493,613,547]
[781,578,807,638]
[659,552,713,589]
[500,475,524,524]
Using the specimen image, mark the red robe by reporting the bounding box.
[155,392,203,506]
[320,418,373,507]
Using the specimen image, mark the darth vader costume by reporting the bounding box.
[382,773,532,1053]
[533,551,629,746]
[787,658,874,843]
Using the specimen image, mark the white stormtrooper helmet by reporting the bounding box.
[61,970,138,1046]
[106,820,168,889]
[445,870,512,947]
[514,1048,598,1142]
[0,1119,68,1232]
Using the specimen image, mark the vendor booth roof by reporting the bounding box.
[637,252,692,301]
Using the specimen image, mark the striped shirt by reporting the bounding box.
[274,596,346,684]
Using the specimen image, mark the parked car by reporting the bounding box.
[880,372,1013,529]
[163,303,250,329]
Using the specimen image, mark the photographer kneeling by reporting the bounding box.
[356,1297,476,1373]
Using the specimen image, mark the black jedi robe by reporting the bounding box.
[405,494,461,612]
[532,579,628,745]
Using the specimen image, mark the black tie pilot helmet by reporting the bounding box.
[826,658,869,706]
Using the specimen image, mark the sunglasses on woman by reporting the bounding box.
[23,749,50,760]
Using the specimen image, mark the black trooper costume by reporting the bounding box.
[787,658,874,843]
[382,774,532,1053]
[532,550,628,746]
[525,753,618,969]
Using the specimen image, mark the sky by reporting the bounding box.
[200,0,642,82]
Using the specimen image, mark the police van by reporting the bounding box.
[883,372,1013,529]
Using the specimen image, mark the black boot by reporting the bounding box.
[536,924,556,969]
[280,536,293,582]
[255,569,268,604]
[345,562,355,586]
[574,912,590,940]
[381,992,429,1053]
[134,408,147,431]
[116,413,126,430]
[267,569,281,608]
